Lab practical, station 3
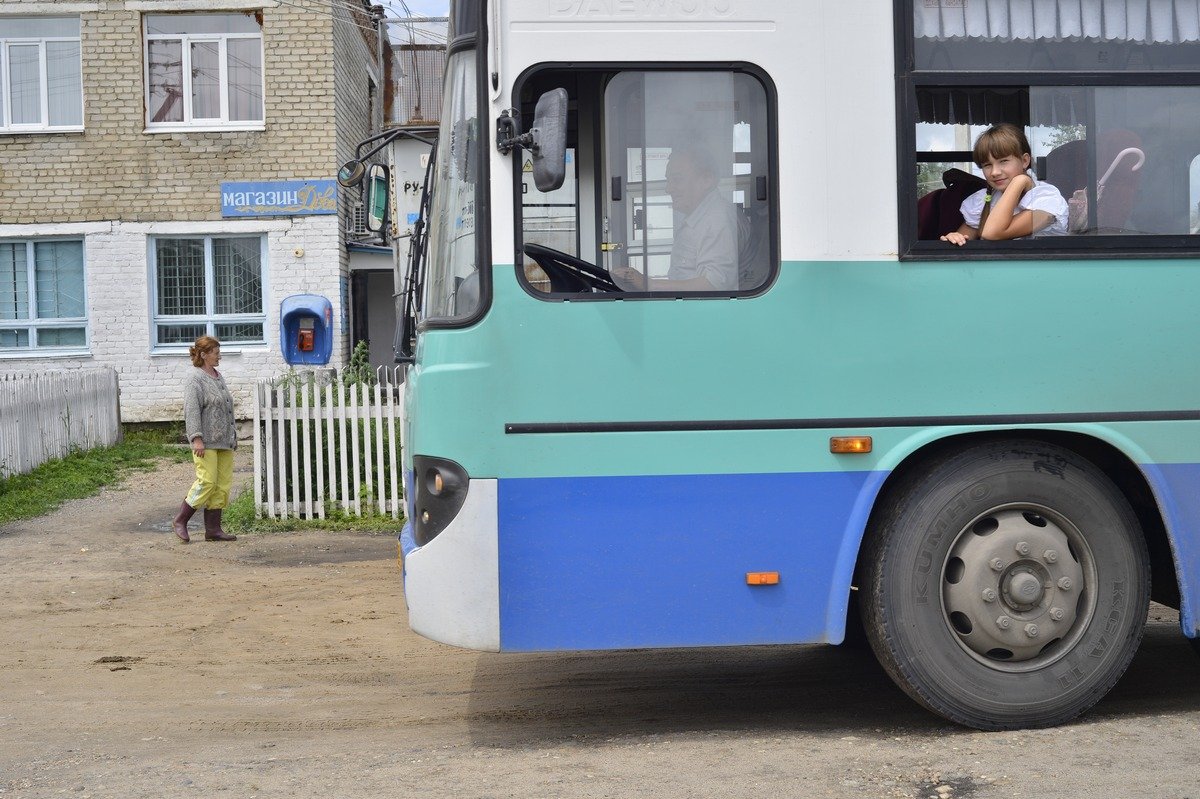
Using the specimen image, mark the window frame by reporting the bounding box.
[510,61,780,303]
[896,0,1200,260]
[142,14,265,133]
[0,17,84,134]
[0,238,89,356]
[148,233,268,352]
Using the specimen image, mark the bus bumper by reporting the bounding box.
[400,478,500,651]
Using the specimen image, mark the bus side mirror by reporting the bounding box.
[365,163,389,233]
[496,88,568,192]
[530,88,568,192]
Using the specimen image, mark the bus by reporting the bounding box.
[385,0,1200,730]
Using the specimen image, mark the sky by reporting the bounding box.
[381,0,449,18]
[379,0,449,44]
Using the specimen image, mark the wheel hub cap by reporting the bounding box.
[942,507,1090,667]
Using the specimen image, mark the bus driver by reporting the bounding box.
[612,144,739,292]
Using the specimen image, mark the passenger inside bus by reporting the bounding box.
[610,143,739,292]
[941,124,1068,246]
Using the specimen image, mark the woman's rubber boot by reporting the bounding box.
[172,501,196,543]
[203,509,237,542]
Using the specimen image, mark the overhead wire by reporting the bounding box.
[266,0,382,36]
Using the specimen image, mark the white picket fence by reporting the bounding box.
[0,369,122,479]
[253,367,405,519]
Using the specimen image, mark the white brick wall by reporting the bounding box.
[0,216,347,422]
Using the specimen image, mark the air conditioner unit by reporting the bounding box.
[348,201,368,237]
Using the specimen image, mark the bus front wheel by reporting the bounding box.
[860,439,1149,730]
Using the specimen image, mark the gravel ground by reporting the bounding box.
[3,453,1200,798]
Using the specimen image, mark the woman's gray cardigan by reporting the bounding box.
[183,368,238,450]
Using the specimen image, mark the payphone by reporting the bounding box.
[280,294,333,365]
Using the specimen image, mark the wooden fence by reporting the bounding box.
[0,369,122,479]
[253,367,405,520]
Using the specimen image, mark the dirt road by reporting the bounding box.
[3,455,1200,799]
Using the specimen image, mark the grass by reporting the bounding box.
[0,425,192,526]
[223,488,405,534]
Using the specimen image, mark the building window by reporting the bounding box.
[0,240,87,352]
[0,17,83,133]
[144,13,264,130]
[151,236,266,347]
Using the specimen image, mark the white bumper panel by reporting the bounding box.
[403,478,500,651]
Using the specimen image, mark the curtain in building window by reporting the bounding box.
[46,41,82,126]
[148,40,183,123]
[9,44,41,124]
[0,244,30,321]
[34,242,84,319]
[227,38,263,121]
[190,41,220,119]
[917,0,1200,42]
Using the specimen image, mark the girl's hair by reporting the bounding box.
[189,335,220,367]
[973,123,1032,166]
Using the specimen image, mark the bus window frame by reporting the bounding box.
[895,0,1200,261]
[509,61,781,302]
[418,2,493,333]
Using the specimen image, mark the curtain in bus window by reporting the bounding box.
[915,0,1200,70]
[916,0,1200,41]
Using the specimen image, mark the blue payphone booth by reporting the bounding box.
[280,294,333,365]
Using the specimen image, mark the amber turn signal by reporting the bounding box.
[830,436,872,454]
[746,571,780,586]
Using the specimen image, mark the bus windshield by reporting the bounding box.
[421,48,481,323]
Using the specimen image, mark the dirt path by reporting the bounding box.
[4,455,1200,798]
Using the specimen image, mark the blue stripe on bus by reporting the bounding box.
[496,470,884,652]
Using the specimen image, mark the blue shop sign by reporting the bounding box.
[221,180,338,217]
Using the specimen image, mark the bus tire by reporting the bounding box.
[859,439,1149,730]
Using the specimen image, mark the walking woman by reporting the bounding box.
[172,335,238,543]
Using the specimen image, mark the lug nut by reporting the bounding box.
[996,616,1012,630]
[1043,549,1058,563]
[990,558,1005,572]
[1058,577,1073,590]
[1015,541,1031,556]
[1050,607,1065,621]
[981,588,997,603]
[1024,623,1039,638]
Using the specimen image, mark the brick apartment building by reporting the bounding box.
[0,0,386,421]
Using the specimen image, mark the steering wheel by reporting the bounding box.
[523,243,620,293]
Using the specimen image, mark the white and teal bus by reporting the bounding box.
[387,0,1200,729]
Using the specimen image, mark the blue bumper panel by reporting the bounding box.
[497,470,880,651]
[1139,463,1200,637]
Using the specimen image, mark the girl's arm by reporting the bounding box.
[979,175,1053,240]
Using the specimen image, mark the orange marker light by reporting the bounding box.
[746,571,780,586]
[830,436,873,454]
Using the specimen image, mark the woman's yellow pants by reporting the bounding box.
[185,449,234,510]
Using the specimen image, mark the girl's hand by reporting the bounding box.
[1005,173,1033,195]
[192,438,206,458]
[940,231,969,246]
